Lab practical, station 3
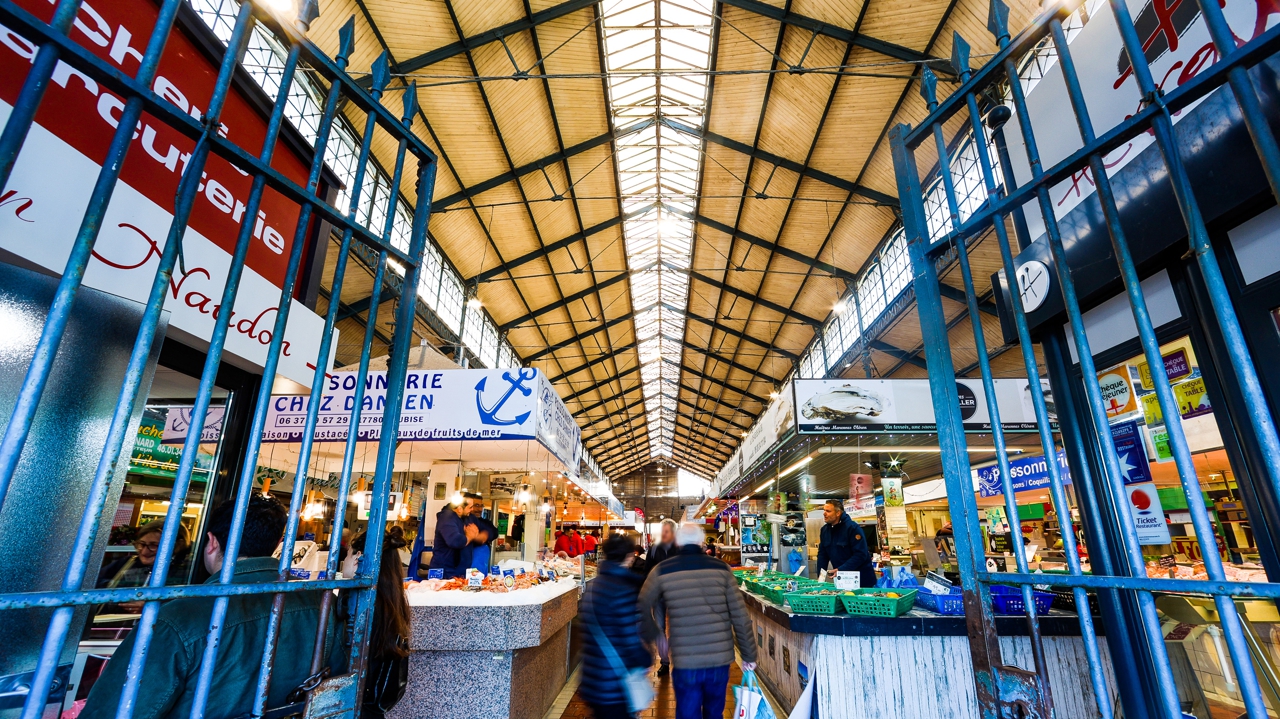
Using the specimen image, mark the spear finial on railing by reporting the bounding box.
[297,0,319,32]
[370,51,391,97]
[402,82,419,123]
[988,0,1010,48]
[920,66,939,111]
[951,32,971,83]
[337,17,355,69]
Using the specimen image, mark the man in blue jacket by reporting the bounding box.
[817,499,877,588]
[429,493,486,578]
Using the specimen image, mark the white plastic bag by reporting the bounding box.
[733,672,762,719]
[734,671,777,719]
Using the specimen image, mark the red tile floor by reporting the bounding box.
[556,662,748,719]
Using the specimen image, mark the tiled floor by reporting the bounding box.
[554,662,757,719]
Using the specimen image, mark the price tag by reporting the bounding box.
[427,569,443,580]
[466,568,484,588]
[756,565,766,578]
[923,571,953,595]
[834,572,861,590]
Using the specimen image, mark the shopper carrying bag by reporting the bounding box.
[733,670,777,719]
[579,534,654,718]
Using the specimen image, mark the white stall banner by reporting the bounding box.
[535,372,582,474]
[262,368,562,444]
[794,378,1049,434]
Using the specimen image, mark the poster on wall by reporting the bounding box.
[849,473,875,513]
[794,378,1050,434]
[881,476,904,507]
[1126,483,1172,545]
[0,0,329,386]
[1109,420,1153,485]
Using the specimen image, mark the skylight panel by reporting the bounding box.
[602,0,712,461]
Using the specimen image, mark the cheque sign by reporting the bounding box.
[0,0,326,385]
[794,378,1052,434]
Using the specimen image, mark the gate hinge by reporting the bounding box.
[994,665,1050,719]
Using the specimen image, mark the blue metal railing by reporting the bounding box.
[0,0,436,716]
[891,0,1280,717]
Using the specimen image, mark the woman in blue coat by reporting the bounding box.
[579,533,653,718]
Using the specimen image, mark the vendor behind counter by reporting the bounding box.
[428,493,489,578]
[816,499,875,588]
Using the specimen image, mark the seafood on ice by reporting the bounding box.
[800,386,887,421]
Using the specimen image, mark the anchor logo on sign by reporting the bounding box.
[475,369,536,426]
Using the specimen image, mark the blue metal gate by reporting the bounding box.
[0,0,436,715]
[891,0,1280,717]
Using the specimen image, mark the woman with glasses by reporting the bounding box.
[97,520,192,610]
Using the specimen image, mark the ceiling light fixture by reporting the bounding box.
[779,456,812,478]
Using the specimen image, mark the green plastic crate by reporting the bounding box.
[758,581,794,604]
[785,590,844,615]
[839,588,918,618]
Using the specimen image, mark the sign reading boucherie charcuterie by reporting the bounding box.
[0,0,326,385]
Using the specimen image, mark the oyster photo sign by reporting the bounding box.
[793,378,1048,434]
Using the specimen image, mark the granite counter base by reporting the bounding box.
[390,587,580,719]
[389,625,570,719]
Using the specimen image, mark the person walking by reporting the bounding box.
[644,518,678,570]
[643,517,679,675]
[639,522,757,719]
[579,534,653,719]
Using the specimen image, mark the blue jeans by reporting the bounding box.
[672,665,730,719]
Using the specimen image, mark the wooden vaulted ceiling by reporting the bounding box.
[304,0,1043,481]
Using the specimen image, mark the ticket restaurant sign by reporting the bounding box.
[1,0,326,385]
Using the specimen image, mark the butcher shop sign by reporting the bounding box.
[793,378,1051,435]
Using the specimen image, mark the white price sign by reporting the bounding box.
[834,572,861,590]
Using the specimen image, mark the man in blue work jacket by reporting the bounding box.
[429,493,487,578]
[817,499,877,588]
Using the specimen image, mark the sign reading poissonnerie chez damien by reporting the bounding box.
[261,369,583,469]
[0,0,327,386]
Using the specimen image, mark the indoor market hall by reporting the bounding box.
[3,0,1280,717]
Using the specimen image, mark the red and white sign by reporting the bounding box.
[1009,0,1280,240]
[1098,370,1136,418]
[1125,482,1172,545]
[1,0,327,385]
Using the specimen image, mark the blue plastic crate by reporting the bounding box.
[989,585,1054,615]
[916,586,965,615]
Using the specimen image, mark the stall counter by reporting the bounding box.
[738,587,1118,719]
[390,579,580,719]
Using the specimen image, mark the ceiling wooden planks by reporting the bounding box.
[306,0,1044,478]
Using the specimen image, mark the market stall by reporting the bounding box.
[391,559,587,719]
[733,569,1114,719]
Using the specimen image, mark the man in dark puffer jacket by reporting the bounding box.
[639,522,757,719]
[580,534,653,718]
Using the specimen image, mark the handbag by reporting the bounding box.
[362,637,409,714]
[584,601,654,713]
